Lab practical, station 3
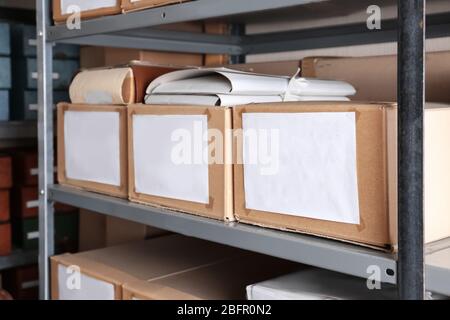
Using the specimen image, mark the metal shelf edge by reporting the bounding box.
[0,250,38,271]
[49,184,397,284]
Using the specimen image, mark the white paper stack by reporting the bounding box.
[144,68,356,106]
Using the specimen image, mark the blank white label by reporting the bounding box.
[242,112,360,224]
[133,114,209,204]
[64,111,121,186]
[58,264,115,300]
[60,0,117,14]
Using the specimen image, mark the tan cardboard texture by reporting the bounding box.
[128,104,234,221]
[51,235,246,300]
[301,51,450,103]
[122,253,299,300]
[80,47,203,69]
[234,102,395,250]
[53,0,121,23]
[70,62,176,104]
[122,0,189,12]
[57,103,128,198]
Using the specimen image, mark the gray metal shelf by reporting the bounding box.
[49,184,398,284]
[0,250,38,271]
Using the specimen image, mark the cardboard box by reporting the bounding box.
[121,0,189,12]
[0,155,12,189]
[53,0,121,23]
[0,223,11,256]
[69,62,176,105]
[229,60,301,77]
[80,46,203,69]
[234,102,450,250]
[78,209,167,251]
[128,104,234,221]
[57,103,128,198]
[204,21,229,67]
[0,190,10,223]
[246,268,397,300]
[122,254,298,300]
[2,265,39,300]
[0,90,9,120]
[301,51,450,103]
[51,235,244,300]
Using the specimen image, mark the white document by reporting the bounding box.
[58,264,115,300]
[287,77,356,97]
[64,111,121,186]
[60,0,117,14]
[133,114,209,204]
[242,112,360,224]
[146,94,283,106]
[146,67,290,96]
[246,269,397,300]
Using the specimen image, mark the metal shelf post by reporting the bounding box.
[398,0,425,300]
[36,0,55,300]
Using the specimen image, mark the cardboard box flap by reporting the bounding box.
[69,67,134,105]
[123,253,299,300]
[123,279,201,300]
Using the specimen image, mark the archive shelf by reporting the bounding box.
[36,0,449,300]
[0,249,38,272]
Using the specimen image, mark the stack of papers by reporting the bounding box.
[145,68,356,106]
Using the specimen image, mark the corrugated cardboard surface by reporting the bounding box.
[51,235,246,300]
[229,60,301,77]
[81,47,203,69]
[122,253,299,300]
[128,104,234,221]
[121,0,189,12]
[301,51,450,103]
[53,0,122,23]
[233,102,395,250]
[204,21,229,67]
[57,103,128,198]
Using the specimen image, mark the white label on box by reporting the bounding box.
[27,231,39,240]
[58,264,115,300]
[64,111,121,186]
[60,0,117,14]
[242,112,360,224]
[133,114,209,204]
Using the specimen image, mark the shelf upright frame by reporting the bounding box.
[36,0,55,300]
[397,0,425,300]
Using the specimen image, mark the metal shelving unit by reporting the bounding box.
[36,0,450,300]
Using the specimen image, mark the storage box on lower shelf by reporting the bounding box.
[233,102,450,251]
[51,234,297,300]
[12,211,78,252]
